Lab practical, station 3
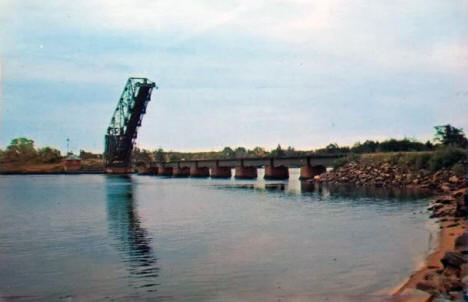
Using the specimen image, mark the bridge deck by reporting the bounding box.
[153,154,344,169]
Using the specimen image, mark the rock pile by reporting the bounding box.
[418,188,468,300]
[315,160,467,300]
[315,161,466,193]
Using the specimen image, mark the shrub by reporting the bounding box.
[429,146,466,171]
[397,152,431,170]
[452,162,466,177]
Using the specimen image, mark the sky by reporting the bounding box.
[1,0,467,153]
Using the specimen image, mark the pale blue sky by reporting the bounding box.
[1,1,467,152]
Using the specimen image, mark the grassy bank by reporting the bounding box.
[333,146,466,176]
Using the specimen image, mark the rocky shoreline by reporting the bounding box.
[312,160,467,301]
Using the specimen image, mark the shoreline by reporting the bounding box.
[390,190,467,301]
[0,171,106,175]
[313,159,467,301]
[389,217,467,301]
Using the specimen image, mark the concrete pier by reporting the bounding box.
[190,166,210,177]
[158,167,173,176]
[211,167,232,178]
[264,165,289,180]
[235,166,257,179]
[300,165,326,180]
[173,167,190,177]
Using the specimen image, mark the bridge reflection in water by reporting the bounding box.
[105,176,159,293]
[214,180,431,201]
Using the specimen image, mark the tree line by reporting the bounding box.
[0,138,102,165]
[134,124,467,165]
[1,124,466,166]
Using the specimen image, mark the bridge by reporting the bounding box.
[141,154,343,180]
[105,78,157,173]
[104,77,343,178]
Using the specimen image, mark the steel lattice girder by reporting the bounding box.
[105,78,157,168]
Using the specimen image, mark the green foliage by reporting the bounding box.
[132,147,153,166]
[271,144,285,157]
[350,138,431,153]
[434,124,467,148]
[394,152,432,170]
[3,137,37,162]
[376,138,428,152]
[452,162,466,177]
[154,148,166,162]
[37,147,62,163]
[221,147,234,158]
[428,145,466,171]
[251,146,267,157]
[1,137,62,164]
[234,147,247,158]
[351,140,379,153]
[316,143,350,154]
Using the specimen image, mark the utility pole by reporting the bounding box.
[66,138,70,155]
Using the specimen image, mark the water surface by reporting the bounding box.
[0,170,435,301]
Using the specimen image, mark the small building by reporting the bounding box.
[63,154,82,172]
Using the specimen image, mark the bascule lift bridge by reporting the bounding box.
[104,77,342,179]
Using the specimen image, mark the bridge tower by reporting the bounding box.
[105,78,157,173]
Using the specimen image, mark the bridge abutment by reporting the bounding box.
[211,167,232,178]
[264,165,289,179]
[190,166,210,177]
[235,166,257,179]
[300,165,326,180]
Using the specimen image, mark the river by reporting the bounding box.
[0,170,436,301]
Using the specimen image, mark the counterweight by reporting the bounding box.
[105,78,157,170]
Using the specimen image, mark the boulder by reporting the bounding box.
[441,277,464,293]
[451,188,467,198]
[441,252,467,269]
[455,198,467,217]
[435,196,455,205]
[440,184,452,193]
[454,233,468,250]
[416,280,438,292]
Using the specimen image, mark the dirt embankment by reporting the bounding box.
[313,159,467,301]
[0,159,105,174]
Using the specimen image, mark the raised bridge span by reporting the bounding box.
[143,154,344,180]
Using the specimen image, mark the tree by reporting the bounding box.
[4,137,37,162]
[424,140,434,150]
[154,148,166,162]
[37,147,62,163]
[132,147,153,166]
[221,147,235,158]
[351,140,379,153]
[251,146,267,157]
[434,124,467,148]
[234,147,247,158]
[271,144,285,157]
